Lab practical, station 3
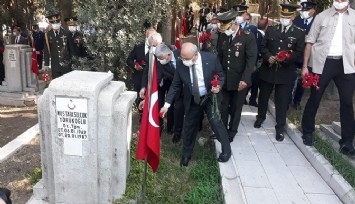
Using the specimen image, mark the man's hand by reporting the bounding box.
[268,56,276,64]
[301,66,309,78]
[160,107,168,118]
[238,81,247,91]
[139,88,145,98]
[138,100,145,110]
[135,64,143,71]
[211,85,221,94]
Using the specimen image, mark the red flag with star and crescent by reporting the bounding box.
[31,40,39,75]
[136,55,160,172]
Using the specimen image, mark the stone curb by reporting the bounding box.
[214,141,246,204]
[267,100,355,204]
[0,124,39,163]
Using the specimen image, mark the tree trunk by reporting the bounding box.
[171,0,177,45]
[59,0,73,26]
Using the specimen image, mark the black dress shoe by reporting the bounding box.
[180,156,191,167]
[254,118,265,128]
[172,134,181,143]
[249,101,258,107]
[339,145,355,157]
[302,134,313,146]
[217,152,231,162]
[275,133,284,142]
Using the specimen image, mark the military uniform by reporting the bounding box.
[65,17,86,58]
[217,10,258,141]
[44,14,72,79]
[256,4,305,140]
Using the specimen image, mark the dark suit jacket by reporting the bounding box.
[293,15,315,67]
[259,24,305,84]
[126,42,148,89]
[68,32,86,57]
[165,51,225,114]
[0,39,4,81]
[44,28,72,72]
[12,35,27,44]
[218,31,257,89]
[32,31,45,51]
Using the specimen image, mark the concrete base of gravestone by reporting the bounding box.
[28,70,136,204]
[0,92,39,106]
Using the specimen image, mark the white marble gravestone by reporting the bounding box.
[28,71,136,204]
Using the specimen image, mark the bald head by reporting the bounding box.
[181,42,198,60]
[145,28,156,39]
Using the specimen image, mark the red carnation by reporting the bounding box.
[211,74,219,87]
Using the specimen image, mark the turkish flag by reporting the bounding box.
[175,27,181,50]
[136,58,160,172]
[31,41,39,75]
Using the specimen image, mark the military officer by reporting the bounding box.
[65,17,86,58]
[254,4,305,141]
[44,14,72,79]
[232,4,257,38]
[217,10,258,142]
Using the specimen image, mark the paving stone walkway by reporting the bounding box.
[217,105,343,204]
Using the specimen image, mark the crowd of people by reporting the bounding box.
[129,0,355,166]
[0,14,87,84]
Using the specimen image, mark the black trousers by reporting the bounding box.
[37,54,43,70]
[249,71,260,103]
[51,69,72,79]
[302,59,355,146]
[258,80,291,133]
[183,96,231,158]
[221,88,248,133]
[171,96,184,136]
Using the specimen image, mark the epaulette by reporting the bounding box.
[294,25,305,32]
[243,30,250,35]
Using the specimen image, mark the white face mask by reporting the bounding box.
[76,25,81,31]
[151,46,156,54]
[68,26,77,32]
[13,32,17,35]
[158,58,169,65]
[52,23,61,30]
[333,1,349,10]
[280,18,291,27]
[211,24,218,30]
[236,16,245,25]
[300,11,311,19]
[224,28,234,36]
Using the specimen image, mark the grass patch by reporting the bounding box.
[287,108,355,188]
[116,112,223,204]
[28,167,42,187]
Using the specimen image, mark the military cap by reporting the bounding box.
[300,1,316,11]
[232,4,249,13]
[280,4,299,18]
[64,17,78,26]
[216,10,239,31]
[46,13,61,23]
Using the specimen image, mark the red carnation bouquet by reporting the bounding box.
[302,73,320,90]
[210,74,220,119]
[199,32,212,44]
[271,50,293,69]
[135,59,146,70]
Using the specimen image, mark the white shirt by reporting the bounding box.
[16,36,20,43]
[189,53,207,97]
[328,12,343,56]
[144,43,149,55]
[257,29,265,37]
[304,17,314,25]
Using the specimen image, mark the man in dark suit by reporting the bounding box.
[160,42,231,166]
[152,43,184,143]
[43,14,72,79]
[32,24,45,70]
[12,27,27,44]
[289,1,316,109]
[65,17,86,58]
[254,4,305,141]
[217,10,258,142]
[127,28,156,97]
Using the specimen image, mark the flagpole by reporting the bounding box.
[137,157,148,204]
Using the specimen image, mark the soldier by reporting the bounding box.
[31,24,45,70]
[232,5,257,37]
[44,14,72,79]
[65,17,86,58]
[254,4,305,142]
[217,10,258,142]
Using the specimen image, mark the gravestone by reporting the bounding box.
[27,71,136,204]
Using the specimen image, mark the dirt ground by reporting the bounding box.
[0,106,38,147]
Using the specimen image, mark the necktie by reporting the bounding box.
[281,26,287,39]
[191,65,200,104]
[16,37,19,44]
[55,31,58,37]
[304,19,308,26]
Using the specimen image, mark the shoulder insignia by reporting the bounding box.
[243,30,250,35]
